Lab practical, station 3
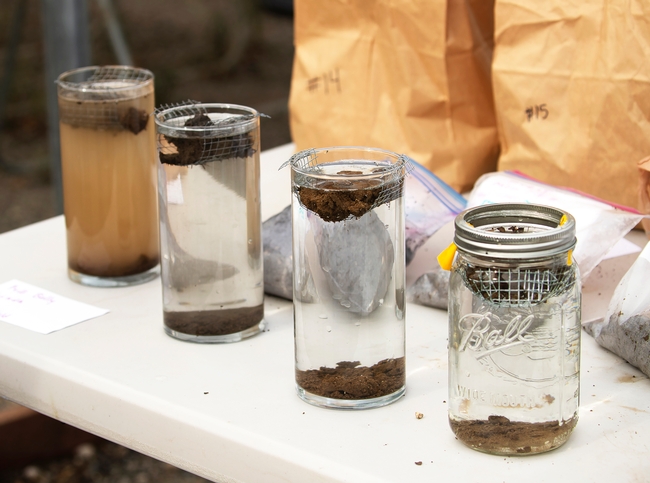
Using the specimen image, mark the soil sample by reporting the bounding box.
[164,305,264,337]
[314,210,394,315]
[159,113,256,166]
[296,358,405,400]
[462,263,574,305]
[297,169,402,223]
[449,415,578,455]
[262,205,293,300]
[592,312,650,378]
[406,265,450,310]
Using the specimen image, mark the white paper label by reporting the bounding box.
[0,280,109,334]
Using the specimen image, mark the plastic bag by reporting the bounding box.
[406,264,450,310]
[587,242,650,377]
[405,160,467,265]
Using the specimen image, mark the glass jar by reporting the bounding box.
[447,203,581,454]
[155,103,264,343]
[57,66,159,287]
[288,147,410,409]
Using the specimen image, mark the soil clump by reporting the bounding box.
[450,415,577,454]
[296,357,405,400]
[164,305,264,336]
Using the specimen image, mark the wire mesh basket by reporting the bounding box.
[155,102,259,166]
[286,147,413,221]
[57,66,154,130]
[461,262,576,306]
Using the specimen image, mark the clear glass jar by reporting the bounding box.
[155,103,264,343]
[58,66,160,287]
[447,203,581,454]
[289,147,409,409]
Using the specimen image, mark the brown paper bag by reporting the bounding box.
[288,0,499,193]
[639,157,650,238]
[493,0,650,210]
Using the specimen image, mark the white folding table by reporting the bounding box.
[1,144,649,482]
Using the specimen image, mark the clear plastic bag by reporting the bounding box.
[404,160,466,265]
[588,242,650,377]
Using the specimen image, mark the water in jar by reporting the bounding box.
[59,77,159,285]
[157,113,263,343]
[292,160,406,409]
[448,256,581,454]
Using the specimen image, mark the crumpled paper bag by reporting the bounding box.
[493,0,650,210]
[639,157,650,238]
[289,0,499,193]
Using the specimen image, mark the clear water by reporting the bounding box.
[158,149,263,339]
[292,162,405,372]
[448,261,581,427]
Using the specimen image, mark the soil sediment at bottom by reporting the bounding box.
[164,305,264,336]
[70,254,158,278]
[450,415,578,454]
[296,357,405,400]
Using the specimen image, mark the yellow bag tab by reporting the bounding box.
[559,215,568,226]
[567,249,573,266]
[438,243,457,271]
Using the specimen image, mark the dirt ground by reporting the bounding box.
[0,1,294,481]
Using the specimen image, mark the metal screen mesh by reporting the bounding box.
[156,102,257,165]
[58,67,152,130]
[290,148,413,211]
[462,264,575,306]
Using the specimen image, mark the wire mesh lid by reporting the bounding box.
[57,66,153,93]
[454,204,578,306]
[284,147,413,222]
[57,66,154,132]
[155,102,260,166]
[454,203,576,260]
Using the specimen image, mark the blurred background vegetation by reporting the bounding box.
[0,0,294,233]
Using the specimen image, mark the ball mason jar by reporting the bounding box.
[155,103,264,343]
[58,66,160,287]
[288,146,409,409]
[447,203,581,454]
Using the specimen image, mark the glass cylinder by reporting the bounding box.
[289,147,409,409]
[447,203,581,455]
[57,66,160,287]
[155,103,264,343]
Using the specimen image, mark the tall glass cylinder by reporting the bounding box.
[155,103,264,343]
[57,66,159,287]
[289,147,409,409]
[447,203,581,455]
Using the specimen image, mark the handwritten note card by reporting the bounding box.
[0,280,109,334]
